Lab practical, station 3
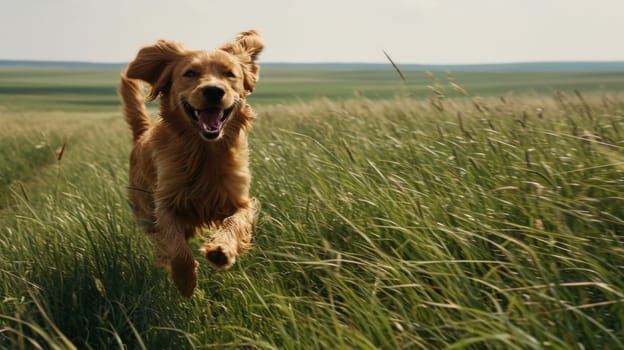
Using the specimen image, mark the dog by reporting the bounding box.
[119,30,263,297]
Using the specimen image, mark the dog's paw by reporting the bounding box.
[171,255,199,297]
[200,243,236,270]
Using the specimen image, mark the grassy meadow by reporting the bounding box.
[0,67,623,349]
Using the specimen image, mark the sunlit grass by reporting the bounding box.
[0,90,623,348]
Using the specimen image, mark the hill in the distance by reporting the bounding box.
[263,61,624,72]
[1,60,624,71]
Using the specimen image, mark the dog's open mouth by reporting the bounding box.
[183,101,234,140]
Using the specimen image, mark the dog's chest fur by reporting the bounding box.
[141,127,250,226]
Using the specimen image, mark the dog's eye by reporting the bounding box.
[183,70,199,78]
[225,71,236,78]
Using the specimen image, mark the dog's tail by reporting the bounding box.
[119,74,151,143]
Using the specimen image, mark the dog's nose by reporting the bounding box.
[202,86,225,104]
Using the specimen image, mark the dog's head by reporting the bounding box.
[125,30,264,141]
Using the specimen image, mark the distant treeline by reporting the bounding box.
[1,59,624,71]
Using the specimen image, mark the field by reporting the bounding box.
[0,67,623,349]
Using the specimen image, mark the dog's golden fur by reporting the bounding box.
[119,30,263,297]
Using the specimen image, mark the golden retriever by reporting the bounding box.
[119,30,263,297]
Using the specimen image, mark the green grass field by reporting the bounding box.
[1,67,623,349]
[2,68,624,111]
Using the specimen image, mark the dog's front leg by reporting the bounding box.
[201,199,257,270]
[153,211,198,297]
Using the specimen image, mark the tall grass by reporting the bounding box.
[0,91,623,349]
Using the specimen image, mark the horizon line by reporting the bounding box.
[1,58,624,66]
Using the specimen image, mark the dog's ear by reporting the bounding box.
[124,40,186,100]
[220,30,264,93]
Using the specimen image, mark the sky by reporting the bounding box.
[1,0,623,65]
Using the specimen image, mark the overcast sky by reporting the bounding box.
[1,0,622,64]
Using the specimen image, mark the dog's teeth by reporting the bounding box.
[194,110,201,118]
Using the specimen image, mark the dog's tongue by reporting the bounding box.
[196,109,223,132]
